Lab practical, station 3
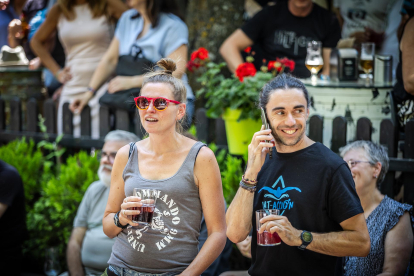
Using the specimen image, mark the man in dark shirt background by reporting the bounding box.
[220,0,341,78]
[0,159,26,276]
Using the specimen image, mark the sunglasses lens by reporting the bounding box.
[137,97,149,109]
[154,98,168,110]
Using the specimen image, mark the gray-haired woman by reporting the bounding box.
[340,141,414,276]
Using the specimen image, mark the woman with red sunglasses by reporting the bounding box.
[102,58,227,276]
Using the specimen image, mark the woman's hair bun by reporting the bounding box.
[157,58,177,75]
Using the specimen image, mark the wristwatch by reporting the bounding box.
[114,211,128,229]
[298,230,313,250]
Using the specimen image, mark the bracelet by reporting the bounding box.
[87,86,97,97]
[239,180,256,193]
[242,174,258,185]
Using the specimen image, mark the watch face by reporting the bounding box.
[302,231,312,242]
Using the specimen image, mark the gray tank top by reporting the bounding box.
[108,141,205,274]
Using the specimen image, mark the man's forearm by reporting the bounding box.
[219,43,244,73]
[306,230,370,257]
[67,242,85,276]
[226,187,254,243]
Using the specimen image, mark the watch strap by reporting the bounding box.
[114,211,128,229]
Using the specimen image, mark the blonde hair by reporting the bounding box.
[142,58,187,133]
[57,0,107,20]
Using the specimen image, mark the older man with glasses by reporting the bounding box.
[61,130,139,276]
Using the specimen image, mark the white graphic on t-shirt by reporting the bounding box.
[126,191,181,253]
[274,31,313,56]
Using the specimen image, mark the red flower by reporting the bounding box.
[278,57,295,72]
[186,60,201,72]
[244,46,252,53]
[235,62,257,82]
[190,47,209,61]
[267,60,282,72]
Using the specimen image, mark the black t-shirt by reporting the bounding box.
[249,143,363,276]
[0,160,26,253]
[241,1,341,78]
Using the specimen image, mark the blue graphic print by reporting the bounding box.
[258,175,301,215]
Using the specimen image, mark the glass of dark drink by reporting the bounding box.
[256,209,281,246]
[131,188,158,225]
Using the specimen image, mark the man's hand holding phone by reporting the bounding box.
[245,125,275,180]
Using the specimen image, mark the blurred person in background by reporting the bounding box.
[220,0,341,79]
[340,141,413,276]
[0,0,26,48]
[60,130,139,276]
[0,159,26,276]
[31,0,127,138]
[69,0,196,129]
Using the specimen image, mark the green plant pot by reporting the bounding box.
[222,108,261,155]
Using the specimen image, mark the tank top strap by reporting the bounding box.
[178,141,206,174]
[122,142,139,180]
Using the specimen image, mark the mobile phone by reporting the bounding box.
[260,108,272,159]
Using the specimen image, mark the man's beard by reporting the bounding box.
[272,125,305,147]
[98,164,112,187]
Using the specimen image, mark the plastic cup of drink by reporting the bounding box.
[256,209,281,246]
[132,188,158,225]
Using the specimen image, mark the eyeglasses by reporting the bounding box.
[134,96,181,111]
[97,151,117,163]
[346,160,372,168]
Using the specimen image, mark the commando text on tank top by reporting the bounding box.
[108,141,205,274]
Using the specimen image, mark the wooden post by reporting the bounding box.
[403,119,414,205]
[80,105,91,137]
[115,109,129,131]
[215,118,227,147]
[308,115,323,143]
[27,98,38,133]
[379,119,398,198]
[356,117,372,141]
[44,98,56,134]
[10,97,22,132]
[0,97,5,131]
[331,116,347,153]
[195,108,209,143]
[99,105,110,138]
[62,103,73,135]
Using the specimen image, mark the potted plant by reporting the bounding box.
[188,47,294,155]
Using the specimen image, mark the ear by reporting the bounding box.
[374,162,382,177]
[176,103,186,121]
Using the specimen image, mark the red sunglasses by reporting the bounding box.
[134,96,181,111]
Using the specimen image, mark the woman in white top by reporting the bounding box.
[31,0,127,138]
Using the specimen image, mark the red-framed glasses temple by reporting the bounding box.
[134,96,181,111]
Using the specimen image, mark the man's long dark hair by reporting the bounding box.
[132,0,184,27]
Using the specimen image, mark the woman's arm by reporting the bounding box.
[401,17,414,95]
[30,5,70,82]
[107,0,127,20]
[377,212,413,276]
[102,145,141,238]
[179,147,227,276]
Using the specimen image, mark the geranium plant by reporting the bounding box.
[188,47,295,121]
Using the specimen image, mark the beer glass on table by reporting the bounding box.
[360,42,375,83]
[44,247,61,276]
[132,188,158,225]
[305,41,324,84]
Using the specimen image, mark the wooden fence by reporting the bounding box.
[1,96,413,205]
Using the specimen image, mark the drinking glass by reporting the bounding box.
[305,41,324,83]
[44,247,61,276]
[256,209,281,246]
[360,42,375,83]
[132,188,158,225]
